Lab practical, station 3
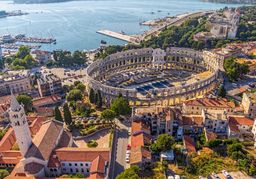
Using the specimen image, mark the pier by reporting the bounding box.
[96,30,140,44]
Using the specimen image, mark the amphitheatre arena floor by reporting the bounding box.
[101,68,213,94]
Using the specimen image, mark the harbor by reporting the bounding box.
[97,11,214,44]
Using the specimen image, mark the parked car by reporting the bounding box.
[211,173,220,179]
[167,176,174,179]
[174,175,180,179]
[126,150,131,154]
[222,170,231,178]
[127,144,131,150]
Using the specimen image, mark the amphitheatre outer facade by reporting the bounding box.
[85,47,224,106]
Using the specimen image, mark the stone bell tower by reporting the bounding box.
[8,94,32,156]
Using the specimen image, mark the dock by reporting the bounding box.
[96,30,140,44]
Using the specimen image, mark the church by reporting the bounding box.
[0,94,110,179]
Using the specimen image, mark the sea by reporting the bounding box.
[0,0,243,51]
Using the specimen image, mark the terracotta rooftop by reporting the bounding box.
[25,120,63,161]
[32,95,61,107]
[131,132,151,148]
[130,146,151,165]
[228,116,254,133]
[184,97,235,108]
[205,130,218,141]
[131,120,150,135]
[181,115,204,126]
[0,128,16,151]
[90,155,106,174]
[183,135,196,153]
[55,148,110,162]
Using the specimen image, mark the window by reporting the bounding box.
[70,168,73,173]
[80,163,83,166]
[69,163,72,166]
[85,163,88,167]
[75,163,77,166]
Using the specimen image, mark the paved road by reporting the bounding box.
[109,119,130,179]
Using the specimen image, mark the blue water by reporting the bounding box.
[0,0,242,51]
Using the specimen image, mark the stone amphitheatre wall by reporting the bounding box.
[85,47,222,106]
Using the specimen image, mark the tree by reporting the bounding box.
[0,169,9,179]
[116,166,140,179]
[111,96,131,116]
[66,89,83,102]
[227,143,244,157]
[218,85,226,98]
[63,103,72,125]
[16,94,32,112]
[76,83,86,92]
[89,88,95,104]
[150,134,175,153]
[54,106,63,122]
[96,90,102,108]
[101,109,116,121]
[16,46,30,59]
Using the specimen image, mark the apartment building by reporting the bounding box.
[241,92,256,119]
[37,74,63,97]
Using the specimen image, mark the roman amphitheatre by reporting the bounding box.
[85,47,223,106]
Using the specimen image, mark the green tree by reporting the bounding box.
[54,106,63,122]
[116,166,140,179]
[218,85,226,98]
[111,96,131,116]
[227,143,244,157]
[16,46,30,59]
[101,109,116,121]
[89,88,95,104]
[0,169,9,179]
[16,94,33,112]
[76,83,86,92]
[63,103,72,125]
[66,89,83,102]
[150,134,175,153]
[96,90,102,108]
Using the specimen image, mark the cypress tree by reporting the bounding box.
[63,103,72,125]
[54,106,63,122]
[97,90,102,108]
[89,88,95,104]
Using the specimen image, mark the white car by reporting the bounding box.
[167,176,174,179]
[222,170,231,178]
[174,175,180,179]
[125,154,130,163]
[126,150,131,154]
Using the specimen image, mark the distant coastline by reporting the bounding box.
[202,0,256,4]
[13,0,73,3]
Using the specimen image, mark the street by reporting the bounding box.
[109,119,130,179]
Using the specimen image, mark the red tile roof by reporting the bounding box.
[181,115,204,126]
[32,95,61,107]
[228,116,254,133]
[90,155,106,174]
[0,128,16,151]
[184,97,235,109]
[205,130,218,141]
[55,148,110,162]
[131,133,151,148]
[183,135,196,153]
[131,120,150,135]
[130,146,151,165]
[25,120,63,160]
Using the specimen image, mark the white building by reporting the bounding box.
[202,109,228,134]
[241,92,256,119]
